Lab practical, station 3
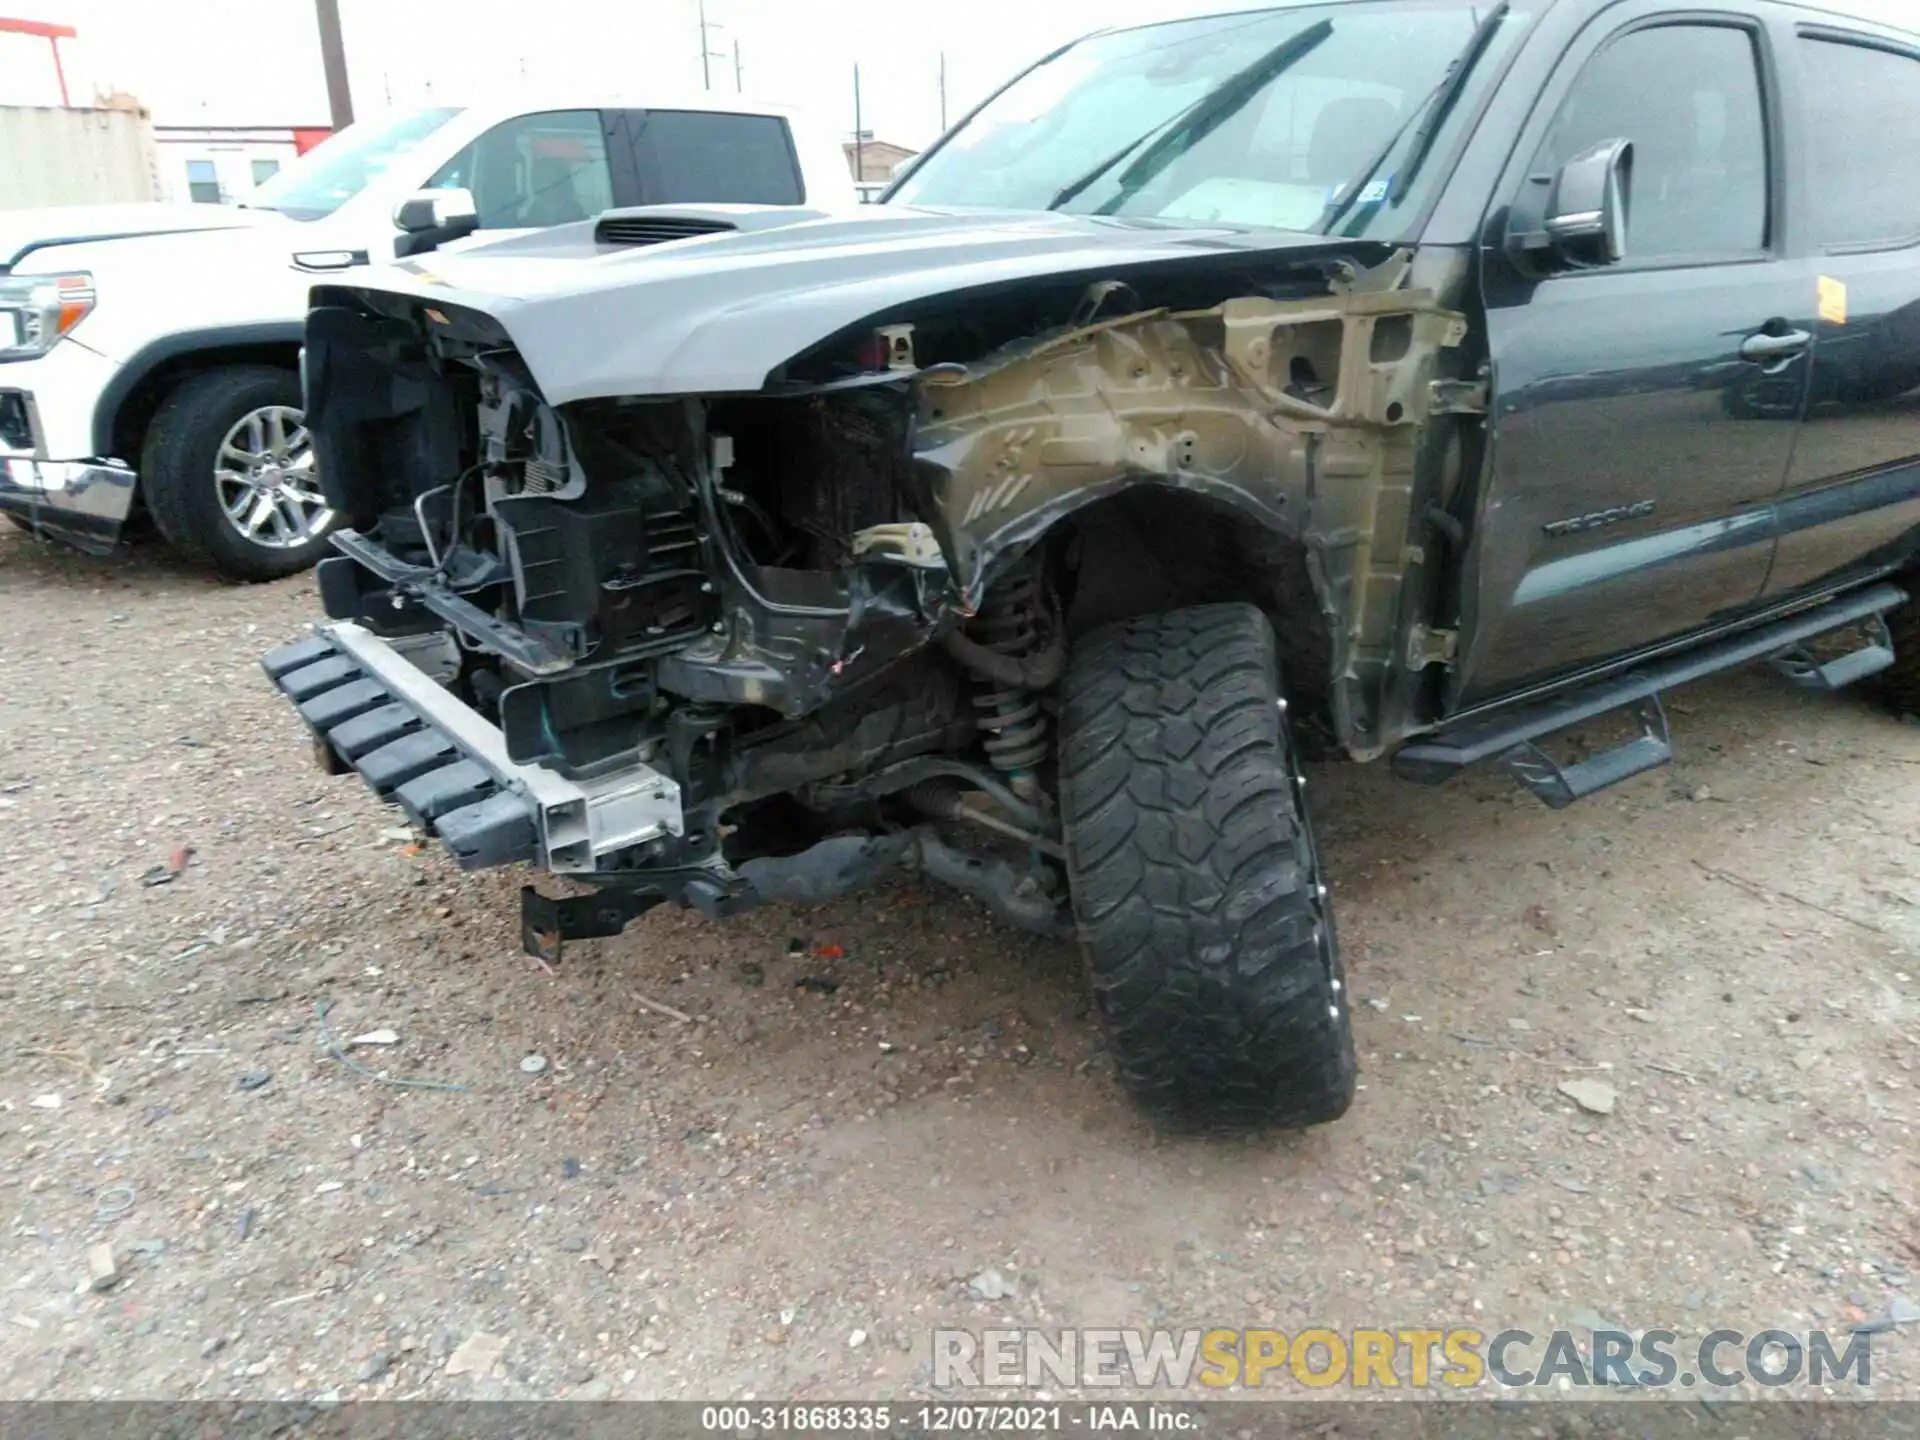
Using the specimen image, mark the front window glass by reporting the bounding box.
[249,107,463,221]
[888,1,1533,237]
[1533,24,1767,259]
[428,110,613,229]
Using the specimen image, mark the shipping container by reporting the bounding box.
[0,105,158,209]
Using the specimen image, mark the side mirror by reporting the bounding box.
[392,188,479,258]
[394,187,477,234]
[1506,139,1632,276]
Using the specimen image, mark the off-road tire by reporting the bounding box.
[1876,586,1920,716]
[1058,602,1357,1132]
[141,366,327,582]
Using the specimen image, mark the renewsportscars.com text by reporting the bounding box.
[932,1327,1873,1390]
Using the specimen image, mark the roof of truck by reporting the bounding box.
[411,90,826,123]
[1083,0,1915,39]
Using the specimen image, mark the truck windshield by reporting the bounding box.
[249,107,464,221]
[888,1,1532,237]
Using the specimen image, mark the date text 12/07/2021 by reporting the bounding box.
[698,1405,1195,1433]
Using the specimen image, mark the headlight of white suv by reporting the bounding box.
[0,272,96,361]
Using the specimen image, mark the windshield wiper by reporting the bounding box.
[1047,17,1334,212]
[1045,121,1164,212]
[1318,1,1509,235]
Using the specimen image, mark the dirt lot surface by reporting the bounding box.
[1,526,1916,1404]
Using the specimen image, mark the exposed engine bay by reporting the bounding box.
[283,243,1466,953]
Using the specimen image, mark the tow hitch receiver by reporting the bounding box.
[521,870,758,966]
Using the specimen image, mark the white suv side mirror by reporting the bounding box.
[394,187,478,233]
[393,188,480,258]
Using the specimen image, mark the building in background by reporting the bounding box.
[843,133,916,202]
[151,124,332,205]
[0,17,160,208]
[2,7,330,210]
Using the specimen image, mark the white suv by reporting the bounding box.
[0,94,853,579]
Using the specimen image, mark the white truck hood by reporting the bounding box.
[4,209,355,365]
[0,202,280,273]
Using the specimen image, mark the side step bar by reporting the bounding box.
[1769,611,1897,692]
[1500,695,1671,810]
[1394,582,1906,808]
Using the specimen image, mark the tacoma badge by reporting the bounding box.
[1542,500,1655,538]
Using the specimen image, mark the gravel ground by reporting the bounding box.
[1,526,1916,1403]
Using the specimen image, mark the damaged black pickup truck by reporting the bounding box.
[264,0,1920,1131]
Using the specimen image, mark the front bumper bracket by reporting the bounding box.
[262,622,684,873]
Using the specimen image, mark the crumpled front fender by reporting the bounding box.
[910,271,1468,749]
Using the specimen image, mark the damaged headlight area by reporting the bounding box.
[271,256,1463,959]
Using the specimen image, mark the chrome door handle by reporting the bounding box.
[1740,329,1812,362]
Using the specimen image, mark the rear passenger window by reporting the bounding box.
[1797,37,1920,249]
[622,111,805,205]
[1533,24,1768,260]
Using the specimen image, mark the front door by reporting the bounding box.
[1452,7,1806,705]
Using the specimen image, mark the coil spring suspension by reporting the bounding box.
[969,565,1052,799]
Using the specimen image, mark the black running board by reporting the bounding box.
[1393,582,1907,807]
[1500,694,1671,809]
[1769,611,1897,692]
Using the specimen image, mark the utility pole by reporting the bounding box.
[939,52,948,131]
[314,0,353,129]
[698,0,725,91]
[734,38,743,92]
[853,64,864,190]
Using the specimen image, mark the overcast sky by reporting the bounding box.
[19,0,1236,144]
[13,0,1918,149]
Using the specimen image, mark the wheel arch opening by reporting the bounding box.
[101,340,303,466]
[1030,485,1343,752]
